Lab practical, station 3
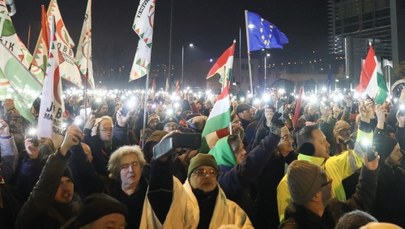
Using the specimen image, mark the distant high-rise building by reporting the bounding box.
[328,0,405,84]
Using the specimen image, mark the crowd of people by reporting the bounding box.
[0,87,404,229]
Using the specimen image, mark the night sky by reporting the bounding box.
[11,0,329,87]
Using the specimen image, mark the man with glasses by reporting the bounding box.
[183,153,253,228]
[279,158,379,228]
[83,109,130,177]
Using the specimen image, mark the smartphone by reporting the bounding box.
[153,133,201,159]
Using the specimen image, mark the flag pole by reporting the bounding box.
[244,10,254,95]
[238,27,242,84]
[141,72,150,147]
[165,0,174,93]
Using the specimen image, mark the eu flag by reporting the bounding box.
[246,11,289,51]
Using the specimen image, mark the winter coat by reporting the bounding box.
[15,151,81,229]
[209,133,281,224]
[279,165,378,229]
[83,123,128,176]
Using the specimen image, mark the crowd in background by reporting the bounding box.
[0,87,404,228]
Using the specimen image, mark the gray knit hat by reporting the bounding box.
[287,160,326,205]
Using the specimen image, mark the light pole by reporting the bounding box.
[263,51,270,93]
[181,43,194,88]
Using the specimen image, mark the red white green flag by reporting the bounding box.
[201,85,231,149]
[207,40,235,88]
[129,0,155,81]
[357,46,388,104]
[76,0,95,89]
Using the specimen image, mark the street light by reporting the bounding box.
[263,51,271,92]
[181,43,194,87]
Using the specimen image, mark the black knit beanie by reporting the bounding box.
[75,193,127,227]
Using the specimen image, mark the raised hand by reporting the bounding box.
[25,138,40,160]
[359,99,375,123]
[375,104,387,129]
[60,125,82,156]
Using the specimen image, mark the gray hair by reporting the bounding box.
[108,145,146,181]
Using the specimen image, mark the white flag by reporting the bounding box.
[37,16,65,146]
[129,0,156,81]
[0,0,32,68]
[31,0,82,87]
[76,0,94,89]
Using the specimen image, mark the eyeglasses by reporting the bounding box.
[100,128,113,133]
[193,168,218,177]
[321,177,333,188]
[120,161,139,171]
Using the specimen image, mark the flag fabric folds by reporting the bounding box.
[201,86,231,149]
[0,0,32,68]
[207,41,235,88]
[246,11,289,52]
[31,0,82,87]
[37,16,65,145]
[357,46,388,104]
[76,0,95,89]
[0,42,42,124]
[129,0,156,81]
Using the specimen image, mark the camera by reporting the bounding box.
[153,133,201,159]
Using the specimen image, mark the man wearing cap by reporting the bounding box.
[74,193,127,229]
[183,153,253,228]
[235,103,254,130]
[277,100,375,221]
[279,157,379,229]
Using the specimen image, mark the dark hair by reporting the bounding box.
[335,210,377,229]
[296,125,319,155]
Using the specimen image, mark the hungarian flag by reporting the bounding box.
[207,41,235,88]
[31,0,82,87]
[357,46,388,104]
[37,16,65,147]
[129,0,155,81]
[201,85,231,151]
[76,0,95,90]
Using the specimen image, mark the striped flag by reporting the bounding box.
[357,46,388,104]
[207,41,235,88]
[201,85,231,150]
[129,0,155,81]
[76,0,95,89]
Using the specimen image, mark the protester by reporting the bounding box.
[279,156,379,228]
[15,125,82,228]
[73,193,127,229]
[83,110,129,176]
[277,99,376,221]
[208,112,286,226]
[183,153,253,228]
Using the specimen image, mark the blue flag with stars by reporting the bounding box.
[246,11,289,51]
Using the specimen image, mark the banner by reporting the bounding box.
[0,42,42,124]
[37,16,65,144]
[129,0,156,81]
[76,0,95,89]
